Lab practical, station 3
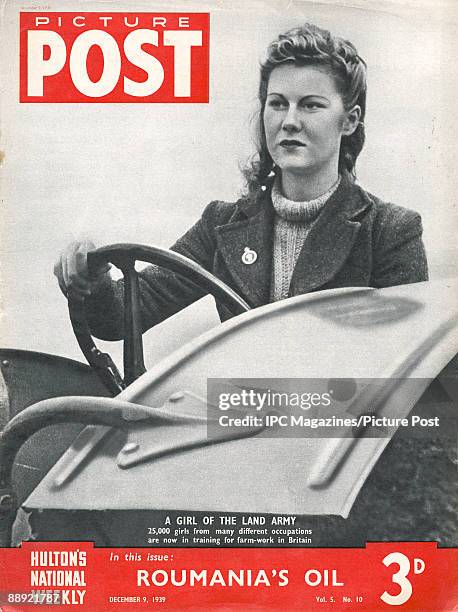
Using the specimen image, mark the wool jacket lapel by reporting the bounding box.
[289,174,371,295]
[215,188,274,307]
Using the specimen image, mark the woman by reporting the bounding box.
[54,23,428,340]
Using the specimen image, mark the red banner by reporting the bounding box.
[0,542,456,610]
[19,13,210,103]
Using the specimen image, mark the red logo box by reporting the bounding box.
[20,12,209,102]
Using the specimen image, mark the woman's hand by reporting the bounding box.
[54,240,111,300]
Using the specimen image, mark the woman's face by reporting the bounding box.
[263,63,359,180]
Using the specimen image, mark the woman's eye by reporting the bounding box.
[268,99,287,109]
[304,101,324,110]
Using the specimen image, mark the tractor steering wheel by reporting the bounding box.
[67,244,250,395]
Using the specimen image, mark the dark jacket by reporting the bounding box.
[86,173,428,340]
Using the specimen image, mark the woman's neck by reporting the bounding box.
[280,168,340,201]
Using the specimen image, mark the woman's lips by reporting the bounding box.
[279,140,306,148]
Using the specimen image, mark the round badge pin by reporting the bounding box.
[242,247,257,265]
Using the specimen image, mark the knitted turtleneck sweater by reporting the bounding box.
[270,175,341,301]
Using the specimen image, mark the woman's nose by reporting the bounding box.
[281,106,301,132]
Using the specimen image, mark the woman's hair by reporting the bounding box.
[244,23,367,193]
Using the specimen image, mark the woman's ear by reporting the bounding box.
[342,105,361,136]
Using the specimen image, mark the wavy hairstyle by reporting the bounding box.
[244,23,367,194]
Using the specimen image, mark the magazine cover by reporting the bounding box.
[0,0,457,609]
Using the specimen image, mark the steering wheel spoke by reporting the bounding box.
[121,261,146,385]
